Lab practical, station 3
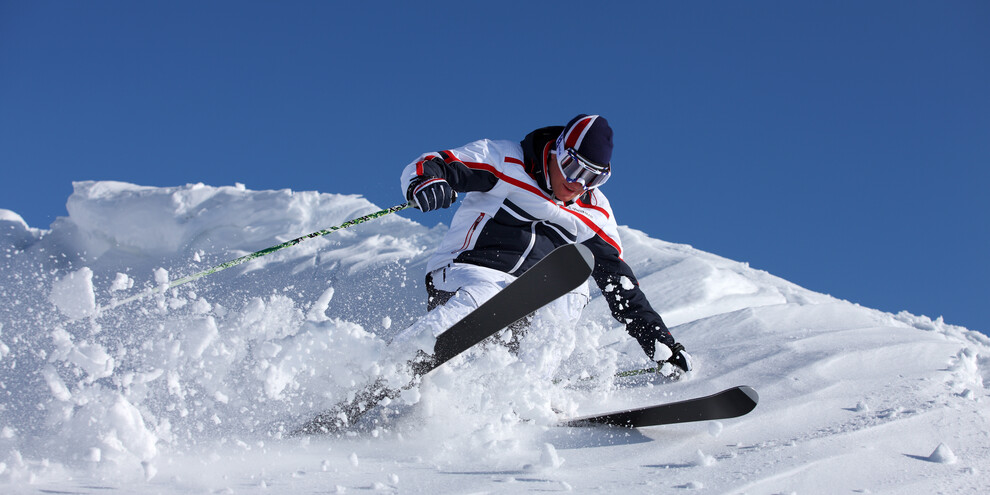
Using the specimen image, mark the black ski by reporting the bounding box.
[293,243,596,435]
[430,243,594,366]
[561,386,759,428]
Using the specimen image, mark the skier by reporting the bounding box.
[396,114,692,378]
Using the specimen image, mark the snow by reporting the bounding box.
[0,181,988,493]
[49,267,98,320]
[927,443,957,464]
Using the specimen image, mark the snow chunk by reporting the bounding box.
[104,396,159,462]
[69,340,115,382]
[49,267,97,319]
[927,443,957,464]
[41,365,72,401]
[48,327,115,381]
[539,443,564,469]
[693,449,716,467]
[653,342,674,361]
[110,273,133,292]
[143,461,157,481]
[153,268,169,286]
[306,287,335,322]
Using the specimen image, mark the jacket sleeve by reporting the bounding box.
[582,235,675,360]
[400,140,500,198]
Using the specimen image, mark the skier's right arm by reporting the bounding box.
[401,143,500,212]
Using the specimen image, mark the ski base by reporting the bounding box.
[561,386,759,428]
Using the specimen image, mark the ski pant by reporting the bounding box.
[391,262,590,378]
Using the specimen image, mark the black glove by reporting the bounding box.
[407,176,456,212]
[654,341,693,377]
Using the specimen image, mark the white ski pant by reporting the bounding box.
[391,262,590,377]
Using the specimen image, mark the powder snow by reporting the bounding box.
[0,181,987,493]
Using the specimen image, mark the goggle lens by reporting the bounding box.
[558,148,610,189]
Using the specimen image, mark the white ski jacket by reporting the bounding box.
[400,126,676,357]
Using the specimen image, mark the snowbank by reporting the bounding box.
[0,181,987,493]
[0,209,41,251]
[0,182,436,481]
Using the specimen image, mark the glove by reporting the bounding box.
[653,341,693,377]
[407,176,456,212]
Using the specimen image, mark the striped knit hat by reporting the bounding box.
[554,114,613,168]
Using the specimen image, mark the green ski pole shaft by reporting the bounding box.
[101,202,413,312]
[615,367,661,378]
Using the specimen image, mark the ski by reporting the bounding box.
[292,243,596,435]
[561,385,759,428]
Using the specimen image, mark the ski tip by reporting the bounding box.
[737,385,759,405]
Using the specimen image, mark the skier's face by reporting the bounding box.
[548,153,587,203]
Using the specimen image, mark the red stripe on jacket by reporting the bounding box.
[576,192,610,219]
[461,160,622,256]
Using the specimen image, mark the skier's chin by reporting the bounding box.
[555,187,582,202]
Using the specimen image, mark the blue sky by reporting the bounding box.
[2,1,987,334]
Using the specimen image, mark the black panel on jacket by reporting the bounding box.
[419,156,498,193]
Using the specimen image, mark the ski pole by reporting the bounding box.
[551,366,665,386]
[100,202,413,312]
[615,367,661,378]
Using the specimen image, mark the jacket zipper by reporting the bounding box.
[454,212,485,253]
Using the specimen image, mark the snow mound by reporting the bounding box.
[927,443,957,464]
[0,181,987,494]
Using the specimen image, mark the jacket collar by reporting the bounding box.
[521,125,594,205]
[521,125,561,196]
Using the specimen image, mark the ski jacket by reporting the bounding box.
[400,126,675,355]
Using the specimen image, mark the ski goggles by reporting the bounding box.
[557,147,611,190]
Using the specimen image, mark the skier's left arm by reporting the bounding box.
[583,235,693,374]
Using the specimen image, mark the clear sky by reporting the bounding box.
[2,1,987,334]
